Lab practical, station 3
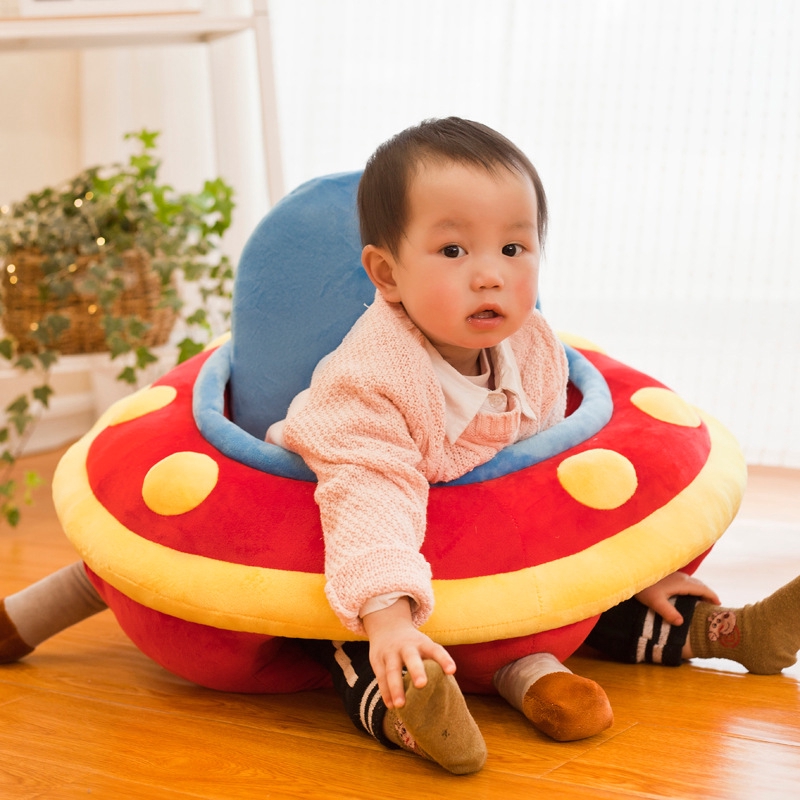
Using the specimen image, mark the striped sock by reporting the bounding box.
[587,595,699,666]
[300,639,393,747]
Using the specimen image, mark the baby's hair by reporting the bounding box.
[357,117,547,257]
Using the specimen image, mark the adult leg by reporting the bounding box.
[1,562,107,663]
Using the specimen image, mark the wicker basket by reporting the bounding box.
[1,248,177,355]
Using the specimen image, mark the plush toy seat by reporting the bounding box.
[52,172,748,694]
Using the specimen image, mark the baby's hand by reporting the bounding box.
[362,597,456,708]
[635,571,721,626]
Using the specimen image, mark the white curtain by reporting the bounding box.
[267,0,800,467]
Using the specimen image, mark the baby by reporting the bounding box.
[266,117,797,773]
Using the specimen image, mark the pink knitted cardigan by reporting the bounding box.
[283,293,568,634]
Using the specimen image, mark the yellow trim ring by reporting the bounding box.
[54,398,745,645]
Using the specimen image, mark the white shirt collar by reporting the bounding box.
[423,338,537,443]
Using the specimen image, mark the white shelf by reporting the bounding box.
[0,15,254,50]
[0,6,284,204]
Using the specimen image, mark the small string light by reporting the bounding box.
[87,304,98,315]
[74,198,83,208]
[68,263,78,273]
[85,192,94,200]
[0,205,9,214]
[29,322,39,331]
[6,264,15,274]
[96,237,106,246]
[9,276,17,285]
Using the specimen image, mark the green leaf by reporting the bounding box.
[14,355,35,371]
[3,503,20,527]
[108,335,132,359]
[126,129,160,150]
[6,395,29,416]
[186,308,208,327]
[116,366,137,385]
[134,347,158,370]
[176,337,205,363]
[36,350,59,370]
[0,339,13,361]
[24,470,43,490]
[33,384,54,408]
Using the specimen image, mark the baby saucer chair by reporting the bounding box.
[53,171,747,695]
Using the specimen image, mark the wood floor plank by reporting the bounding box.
[2,448,799,798]
[546,721,800,800]
[0,691,611,800]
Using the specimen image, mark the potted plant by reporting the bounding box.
[0,130,234,526]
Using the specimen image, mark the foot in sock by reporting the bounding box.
[382,660,487,774]
[0,599,34,664]
[0,562,108,664]
[494,652,613,742]
[521,671,614,741]
[688,575,800,674]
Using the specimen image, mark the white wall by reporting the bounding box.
[265,0,800,467]
[1,0,798,466]
[0,50,82,202]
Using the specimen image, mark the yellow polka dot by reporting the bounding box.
[631,387,701,427]
[108,386,178,426]
[142,452,219,516]
[557,449,638,510]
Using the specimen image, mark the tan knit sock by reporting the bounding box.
[2,562,107,659]
[382,660,487,775]
[689,575,800,674]
[494,652,613,742]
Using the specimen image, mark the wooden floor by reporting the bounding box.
[1,447,799,799]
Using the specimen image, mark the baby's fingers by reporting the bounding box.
[378,657,408,709]
[420,640,457,677]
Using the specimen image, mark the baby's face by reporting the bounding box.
[385,160,540,375]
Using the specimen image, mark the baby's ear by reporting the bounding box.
[362,245,402,303]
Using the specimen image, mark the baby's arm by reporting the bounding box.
[362,596,456,708]
[635,571,721,626]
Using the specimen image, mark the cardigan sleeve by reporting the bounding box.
[283,365,435,635]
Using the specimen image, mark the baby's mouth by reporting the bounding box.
[470,310,500,320]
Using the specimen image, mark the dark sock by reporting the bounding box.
[299,639,395,748]
[0,599,34,664]
[587,595,699,666]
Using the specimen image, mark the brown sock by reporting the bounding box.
[689,575,800,674]
[382,660,487,775]
[0,599,34,664]
[521,672,614,742]
[493,652,613,742]
[2,562,107,657]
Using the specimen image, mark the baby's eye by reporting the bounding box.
[441,244,465,259]
[502,243,524,257]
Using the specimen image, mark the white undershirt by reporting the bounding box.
[360,343,537,619]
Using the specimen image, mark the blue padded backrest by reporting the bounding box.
[230,171,374,439]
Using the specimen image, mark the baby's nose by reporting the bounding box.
[473,265,504,289]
